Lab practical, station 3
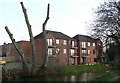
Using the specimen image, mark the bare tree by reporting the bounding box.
[91,0,120,61]
[20,2,36,75]
[5,26,29,74]
[42,4,50,67]
[5,2,50,76]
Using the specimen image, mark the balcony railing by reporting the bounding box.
[48,43,56,48]
[70,45,78,49]
[81,47,87,50]
[82,54,89,57]
[71,53,79,57]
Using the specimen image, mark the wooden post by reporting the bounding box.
[20,2,36,75]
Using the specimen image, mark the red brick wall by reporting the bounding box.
[77,41,98,65]
[34,32,70,65]
[2,41,30,62]
[34,38,44,64]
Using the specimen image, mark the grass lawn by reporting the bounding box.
[88,70,120,82]
[61,64,106,75]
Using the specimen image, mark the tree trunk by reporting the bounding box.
[42,4,50,67]
[5,26,29,74]
[20,2,36,75]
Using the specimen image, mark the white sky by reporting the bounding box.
[0,0,103,45]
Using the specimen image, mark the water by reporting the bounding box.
[21,72,100,81]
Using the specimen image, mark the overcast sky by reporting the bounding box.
[0,0,104,45]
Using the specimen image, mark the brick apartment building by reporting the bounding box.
[1,41,30,62]
[34,30,73,65]
[1,30,102,65]
[34,30,102,65]
[73,35,102,65]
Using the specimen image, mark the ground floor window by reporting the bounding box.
[48,48,52,56]
[70,58,74,64]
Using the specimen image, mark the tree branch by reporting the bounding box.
[42,4,50,67]
[5,26,28,74]
[20,2,36,75]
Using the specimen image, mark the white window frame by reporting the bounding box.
[48,48,52,56]
[71,49,75,56]
[72,41,75,47]
[93,43,95,47]
[47,39,52,46]
[82,50,86,55]
[88,50,91,54]
[63,49,67,54]
[56,48,60,54]
[56,39,59,44]
[82,42,86,48]
[88,42,90,46]
[63,40,67,45]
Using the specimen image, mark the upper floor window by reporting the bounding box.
[93,43,95,47]
[88,50,91,54]
[56,39,59,44]
[82,42,87,48]
[47,39,52,46]
[56,48,60,54]
[88,42,90,46]
[71,41,75,47]
[63,40,67,45]
[82,50,87,55]
[71,49,75,56]
[63,49,67,54]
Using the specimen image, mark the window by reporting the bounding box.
[88,42,90,46]
[56,48,60,53]
[63,40,67,45]
[71,49,75,56]
[56,39,59,44]
[48,48,52,56]
[47,39,52,46]
[71,41,75,47]
[93,50,96,54]
[70,58,74,64]
[93,43,95,47]
[63,49,67,54]
[82,42,86,48]
[88,50,91,54]
[88,58,91,62]
[82,50,87,55]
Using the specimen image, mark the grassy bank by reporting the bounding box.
[3,64,107,81]
[60,64,106,75]
[88,71,120,82]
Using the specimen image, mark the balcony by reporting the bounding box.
[81,47,87,50]
[70,45,78,49]
[71,53,79,58]
[82,54,89,57]
[48,43,56,48]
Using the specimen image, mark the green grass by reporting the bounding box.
[60,64,106,75]
[88,71,120,82]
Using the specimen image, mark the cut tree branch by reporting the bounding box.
[42,4,50,67]
[5,26,28,73]
[20,2,36,75]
